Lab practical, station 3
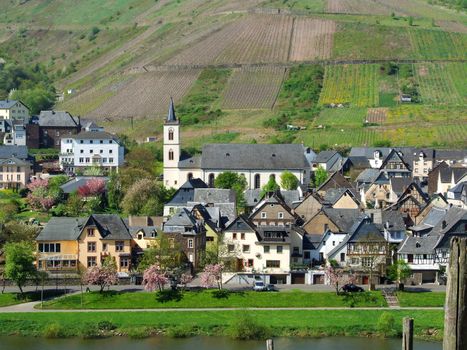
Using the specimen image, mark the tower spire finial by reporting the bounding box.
[167,97,177,123]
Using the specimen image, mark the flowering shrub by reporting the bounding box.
[26,179,57,211]
[143,264,169,292]
[83,264,118,293]
[77,178,106,198]
[200,263,223,290]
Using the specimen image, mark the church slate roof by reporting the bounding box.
[200,144,309,170]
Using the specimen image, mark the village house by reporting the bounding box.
[36,214,134,275]
[162,99,311,190]
[0,100,29,122]
[302,207,361,236]
[59,130,124,173]
[311,150,345,172]
[427,162,467,195]
[0,145,33,190]
[248,192,302,227]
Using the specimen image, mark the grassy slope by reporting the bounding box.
[397,292,446,307]
[0,310,444,340]
[41,290,387,309]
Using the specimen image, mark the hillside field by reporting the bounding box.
[0,0,465,149]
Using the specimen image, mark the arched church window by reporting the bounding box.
[208,173,215,187]
[254,174,261,189]
[168,128,174,141]
[169,149,174,161]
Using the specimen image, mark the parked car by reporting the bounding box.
[341,284,364,293]
[253,281,267,291]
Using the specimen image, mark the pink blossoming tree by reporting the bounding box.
[26,179,56,212]
[200,263,224,290]
[143,264,169,292]
[325,265,344,295]
[83,263,118,293]
[77,178,106,198]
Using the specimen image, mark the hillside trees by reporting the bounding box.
[4,241,36,295]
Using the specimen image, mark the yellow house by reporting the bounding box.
[36,214,133,274]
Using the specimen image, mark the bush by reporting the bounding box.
[228,314,271,340]
[43,323,65,338]
[97,320,116,331]
[126,327,150,339]
[377,312,397,337]
[166,325,196,338]
[211,289,230,299]
[79,323,100,339]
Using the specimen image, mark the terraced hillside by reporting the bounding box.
[0,0,466,148]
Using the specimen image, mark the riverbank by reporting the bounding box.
[0,309,444,341]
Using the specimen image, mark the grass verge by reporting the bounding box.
[397,291,446,307]
[40,290,387,309]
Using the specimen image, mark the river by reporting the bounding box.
[0,336,441,349]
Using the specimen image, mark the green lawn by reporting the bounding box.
[41,290,387,309]
[397,292,446,307]
[0,291,66,307]
[0,309,444,340]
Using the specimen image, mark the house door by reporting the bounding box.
[362,276,369,285]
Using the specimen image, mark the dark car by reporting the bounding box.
[341,284,364,293]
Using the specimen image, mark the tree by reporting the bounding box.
[387,259,411,289]
[142,264,169,292]
[214,172,247,211]
[260,176,280,197]
[4,241,36,295]
[137,232,186,272]
[313,166,328,188]
[77,178,106,198]
[107,172,123,210]
[26,178,62,212]
[82,258,117,293]
[280,171,299,190]
[0,221,40,246]
[200,263,224,290]
[121,179,169,216]
[325,265,344,295]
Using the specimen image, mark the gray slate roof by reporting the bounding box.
[322,207,362,232]
[193,188,236,204]
[36,217,87,241]
[398,235,440,255]
[315,150,339,163]
[0,156,31,166]
[356,169,380,184]
[0,100,19,109]
[166,178,208,206]
[89,214,132,240]
[200,143,309,170]
[0,145,28,160]
[164,208,197,227]
[178,155,202,169]
[38,111,79,127]
[60,176,109,194]
[73,131,119,141]
[390,177,413,196]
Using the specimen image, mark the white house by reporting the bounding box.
[0,100,29,122]
[163,99,312,190]
[59,130,124,173]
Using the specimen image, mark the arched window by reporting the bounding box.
[254,174,261,189]
[168,149,174,161]
[208,173,215,187]
[168,128,174,141]
[187,173,193,181]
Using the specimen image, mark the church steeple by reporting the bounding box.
[166,97,179,124]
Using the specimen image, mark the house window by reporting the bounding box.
[87,229,94,237]
[264,246,270,253]
[232,233,237,239]
[242,245,250,253]
[102,243,108,252]
[90,140,93,144]
[79,157,84,163]
[38,243,61,253]
[187,172,193,181]
[266,260,280,268]
[120,257,129,268]
[277,246,283,254]
[80,150,84,154]
[293,247,299,255]
[278,212,284,219]
[304,251,310,259]
[116,241,124,252]
[260,212,267,219]
[228,244,235,252]
[85,158,90,163]
[332,241,335,246]
[241,233,245,240]
[100,150,103,154]
[87,256,97,267]
[109,158,114,163]
[87,242,96,252]
[361,257,373,267]
[340,253,345,262]
[188,239,194,249]
[109,150,113,154]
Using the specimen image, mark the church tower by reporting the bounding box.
[163,97,180,188]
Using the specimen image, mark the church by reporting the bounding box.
[163,99,313,190]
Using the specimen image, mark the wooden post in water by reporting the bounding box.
[443,237,467,350]
[402,317,413,350]
[266,339,274,350]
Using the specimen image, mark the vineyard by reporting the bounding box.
[289,19,336,61]
[415,63,467,105]
[214,15,293,64]
[319,64,380,107]
[221,66,286,109]
[409,29,467,59]
[366,108,388,124]
[326,0,389,15]
[87,70,201,119]
[296,127,381,148]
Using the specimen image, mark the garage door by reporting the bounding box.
[292,273,305,284]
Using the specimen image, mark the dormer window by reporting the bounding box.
[415,242,421,248]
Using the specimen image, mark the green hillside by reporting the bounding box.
[0,0,466,149]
